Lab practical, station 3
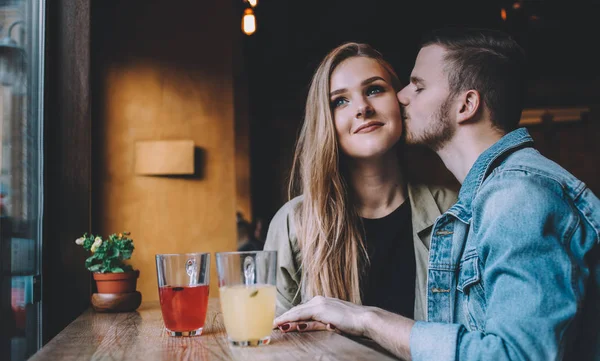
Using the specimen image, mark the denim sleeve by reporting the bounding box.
[411,321,464,361]
[411,172,584,361]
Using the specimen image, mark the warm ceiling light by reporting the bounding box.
[247,0,258,7]
[500,8,507,21]
[512,2,522,10]
[242,8,256,36]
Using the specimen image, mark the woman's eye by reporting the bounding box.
[367,85,384,96]
[331,97,348,108]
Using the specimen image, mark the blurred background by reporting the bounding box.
[0,0,598,360]
[241,0,600,222]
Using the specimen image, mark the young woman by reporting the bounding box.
[264,42,457,323]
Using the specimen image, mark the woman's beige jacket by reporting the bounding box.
[263,183,458,320]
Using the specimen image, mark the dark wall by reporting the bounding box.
[527,111,600,194]
[241,0,600,223]
[44,0,92,343]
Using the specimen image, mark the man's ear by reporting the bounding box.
[455,90,480,124]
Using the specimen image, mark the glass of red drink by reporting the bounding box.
[155,252,210,336]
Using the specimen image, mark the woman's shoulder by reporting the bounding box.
[408,182,458,212]
[270,195,303,225]
[265,195,303,249]
[429,183,459,206]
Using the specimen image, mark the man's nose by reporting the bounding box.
[397,88,409,105]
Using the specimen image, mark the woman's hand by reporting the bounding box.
[274,296,372,336]
[274,295,415,360]
[276,320,340,333]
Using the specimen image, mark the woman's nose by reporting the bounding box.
[356,101,374,118]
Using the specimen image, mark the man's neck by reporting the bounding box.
[436,126,505,184]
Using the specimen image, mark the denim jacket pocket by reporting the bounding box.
[457,251,487,332]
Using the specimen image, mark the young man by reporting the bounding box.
[274,28,600,361]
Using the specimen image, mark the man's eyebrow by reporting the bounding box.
[330,76,387,97]
[410,76,424,85]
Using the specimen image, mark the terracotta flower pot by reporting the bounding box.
[93,270,140,294]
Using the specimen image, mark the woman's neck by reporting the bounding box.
[346,152,406,219]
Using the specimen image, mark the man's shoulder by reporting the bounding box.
[491,147,586,197]
[479,147,600,231]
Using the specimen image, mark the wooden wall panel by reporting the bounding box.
[92,1,239,301]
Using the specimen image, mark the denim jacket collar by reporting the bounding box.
[448,128,534,223]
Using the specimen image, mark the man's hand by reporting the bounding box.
[273,296,372,336]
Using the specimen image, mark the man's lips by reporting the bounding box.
[354,121,384,134]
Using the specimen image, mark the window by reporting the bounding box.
[0,0,44,360]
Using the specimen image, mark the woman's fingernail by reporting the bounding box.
[327,323,336,330]
[298,323,307,331]
[280,323,290,331]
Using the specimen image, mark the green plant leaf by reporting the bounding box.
[121,250,132,260]
[79,231,135,273]
[85,255,96,268]
[82,236,94,251]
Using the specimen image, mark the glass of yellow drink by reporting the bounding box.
[216,251,277,346]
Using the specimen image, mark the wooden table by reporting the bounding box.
[29,298,400,360]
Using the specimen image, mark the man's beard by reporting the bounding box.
[405,96,456,152]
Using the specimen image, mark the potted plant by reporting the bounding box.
[75,231,139,294]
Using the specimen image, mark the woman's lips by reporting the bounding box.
[354,122,384,134]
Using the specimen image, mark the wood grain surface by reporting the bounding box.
[29,298,401,361]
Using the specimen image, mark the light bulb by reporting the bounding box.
[242,8,256,35]
[248,0,258,7]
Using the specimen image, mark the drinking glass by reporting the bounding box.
[155,252,210,336]
[216,250,277,346]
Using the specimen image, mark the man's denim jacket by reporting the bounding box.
[410,128,600,361]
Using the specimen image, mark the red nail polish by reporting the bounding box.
[280,323,290,331]
[298,323,307,331]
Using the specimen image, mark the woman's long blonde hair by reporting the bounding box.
[289,42,403,303]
